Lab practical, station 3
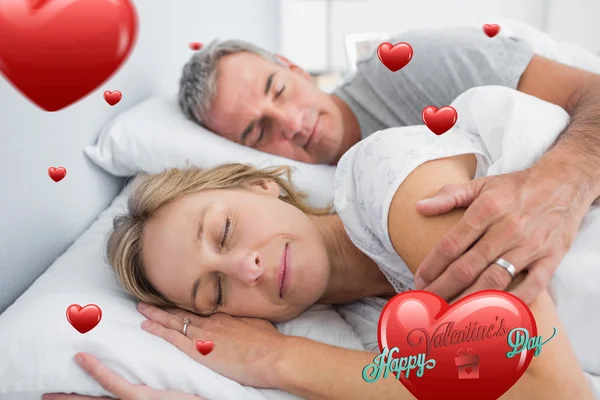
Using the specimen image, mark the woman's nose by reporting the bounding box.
[223,251,263,286]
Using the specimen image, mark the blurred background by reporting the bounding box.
[112,0,600,94]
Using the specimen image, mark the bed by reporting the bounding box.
[1,8,600,398]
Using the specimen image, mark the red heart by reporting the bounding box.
[0,0,138,112]
[421,105,458,135]
[189,42,203,51]
[377,290,537,400]
[66,304,102,334]
[483,24,501,38]
[48,166,67,182]
[103,90,122,106]
[196,340,214,355]
[377,42,413,72]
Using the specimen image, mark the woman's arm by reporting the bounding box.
[386,153,593,399]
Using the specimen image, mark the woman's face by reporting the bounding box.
[141,181,331,323]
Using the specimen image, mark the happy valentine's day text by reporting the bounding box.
[362,347,437,383]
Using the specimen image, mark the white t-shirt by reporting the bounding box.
[334,125,491,293]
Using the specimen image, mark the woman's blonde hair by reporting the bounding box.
[106,163,331,308]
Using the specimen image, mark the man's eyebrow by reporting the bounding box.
[240,72,276,144]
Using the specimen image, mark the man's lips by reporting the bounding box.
[304,116,319,149]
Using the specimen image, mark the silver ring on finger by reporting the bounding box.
[493,257,517,278]
[182,318,190,337]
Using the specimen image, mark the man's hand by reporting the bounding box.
[413,166,592,305]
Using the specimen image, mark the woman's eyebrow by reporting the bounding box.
[196,203,218,244]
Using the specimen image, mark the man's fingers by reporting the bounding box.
[509,258,554,305]
[416,177,492,216]
[415,204,498,290]
[453,248,536,301]
[73,353,138,399]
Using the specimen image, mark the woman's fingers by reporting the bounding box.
[72,353,139,399]
[141,319,196,356]
[137,303,203,330]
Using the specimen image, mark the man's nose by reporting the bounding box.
[221,250,263,286]
[272,106,302,140]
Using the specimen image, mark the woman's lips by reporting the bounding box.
[279,243,290,298]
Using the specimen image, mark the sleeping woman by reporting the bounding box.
[44,126,595,400]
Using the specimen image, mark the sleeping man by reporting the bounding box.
[176,26,600,306]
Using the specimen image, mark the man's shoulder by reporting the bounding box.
[386,26,527,56]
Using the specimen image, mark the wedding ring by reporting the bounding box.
[182,318,190,337]
[493,258,517,278]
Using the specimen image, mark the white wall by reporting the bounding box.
[281,0,548,71]
[0,0,281,313]
[546,0,600,54]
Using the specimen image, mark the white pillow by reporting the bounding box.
[0,183,365,400]
[84,97,336,209]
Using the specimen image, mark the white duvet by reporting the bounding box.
[1,19,600,400]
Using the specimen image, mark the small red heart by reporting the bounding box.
[377,42,413,72]
[378,290,537,400]
[483,24,501,38]
[66,304,102,334]
[48,166,67,182]
[196,340,214,355]
[189,42,203,51]
[103,90,122,106]
[422,105,458,135]
[0,0,138,112]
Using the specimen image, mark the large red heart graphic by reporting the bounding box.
[422,105,458,135]
[0,0,138,112]
[66,304,102,334]
[483,24,501,38]
[377,42,413,72]
[376,290,537,400]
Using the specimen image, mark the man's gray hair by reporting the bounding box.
[178,39,283,125]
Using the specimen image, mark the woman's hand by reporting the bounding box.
[43,353,204,400]
[137,302,286,389]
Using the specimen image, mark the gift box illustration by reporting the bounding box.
[455,348,480,379]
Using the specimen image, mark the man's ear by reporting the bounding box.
[275,54,313,82]
[244,179,281,197]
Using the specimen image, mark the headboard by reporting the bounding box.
[0,0,281,313]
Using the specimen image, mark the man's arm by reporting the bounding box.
[413,55,600,305]
[517,55,600,203]
[388,154,594,399]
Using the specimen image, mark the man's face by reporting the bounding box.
[202,52,346,164]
